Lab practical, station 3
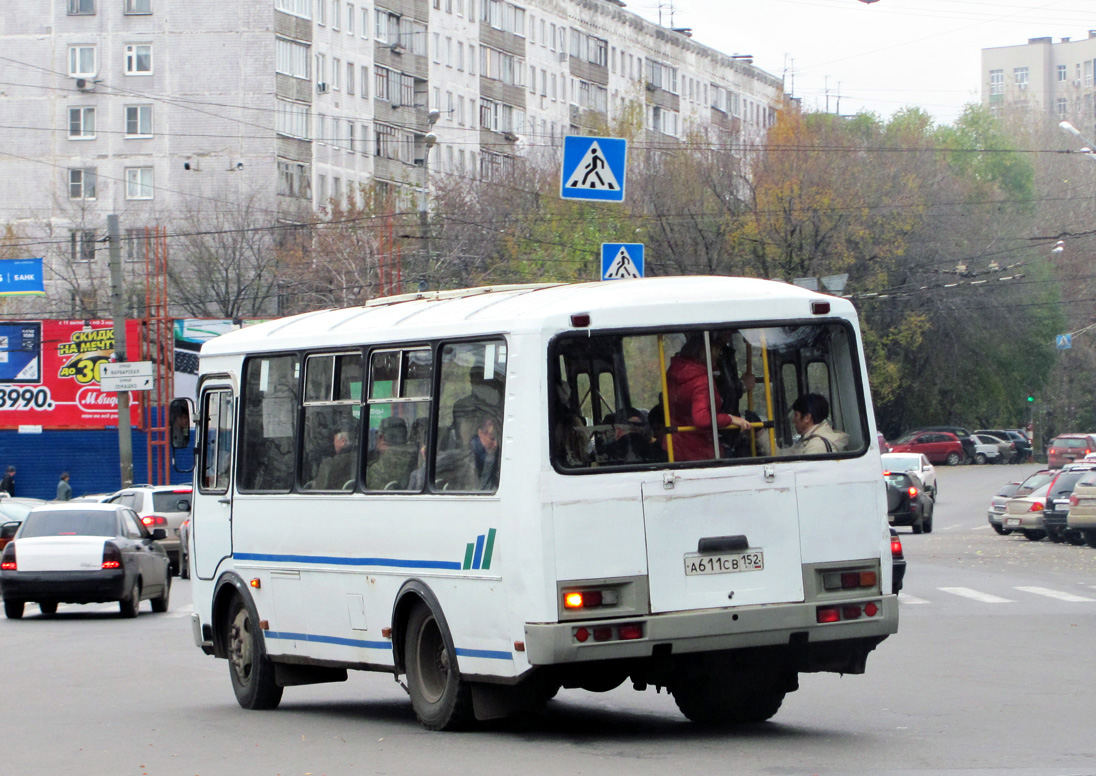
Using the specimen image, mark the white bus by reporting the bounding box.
[172,276,898,730]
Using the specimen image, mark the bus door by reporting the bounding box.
[641,471,804,613]
[193,381,235,580]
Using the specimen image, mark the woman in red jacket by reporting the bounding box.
[663,333,752,461]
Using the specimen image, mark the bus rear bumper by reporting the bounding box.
[524,594,898,668]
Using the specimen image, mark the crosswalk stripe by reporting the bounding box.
[1014,586,1096,602]
[938,586,1014,603]
[897,592,930,604]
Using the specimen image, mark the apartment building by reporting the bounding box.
[982,32,1096,134]
[1,0,784,308]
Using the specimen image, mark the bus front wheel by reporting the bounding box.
[227,594,283,710]
[404,603,473,730]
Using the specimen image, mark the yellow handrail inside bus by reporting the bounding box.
[657,333,674,463]
[760,331,777,454]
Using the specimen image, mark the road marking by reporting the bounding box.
[1014,586,1096,602]
[938,587,1014,603]
[897,592,930,604]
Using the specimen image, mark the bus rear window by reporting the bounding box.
[551,323,867,471]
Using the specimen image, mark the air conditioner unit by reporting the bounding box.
[558,51,567,62]
[317,82,329,93]
[75,78,93,91]
[645,81,657,92]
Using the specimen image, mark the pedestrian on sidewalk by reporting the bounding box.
[0,466,15,497]
[56,472,72,501]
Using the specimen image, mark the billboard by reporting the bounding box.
[0,320,144,429]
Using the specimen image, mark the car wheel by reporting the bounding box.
[1085,530,1096,549]
[911,520,924,535]
[974,453,987,465]
[180,552,189,580]
[151,576,171,613]
[1048,530,1066,544]
[227,594,283,710]
[1022,530,1046,542]
[922,513,933,534]
[945,452,961,466]
[992,524,1010,536]
[4,599,24,619]
[38,601,58,615]
[1068,530,1087,546]
[119,578,141,618]
[404,602,474,731]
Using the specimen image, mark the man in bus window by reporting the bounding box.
[366,417,416,490]
[448,366,502,449]
[315,430,355,490]
[784,393,848,455]
[470,416,501,490]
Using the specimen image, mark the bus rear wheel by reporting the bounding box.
[670,654,789,725]
[404,603,473,731]
[227,594,283,710]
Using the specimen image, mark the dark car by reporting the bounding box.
[0,503,171,619]
[915,426,976,464]
[890,528,906,594]
[987,481,1022,535]
[885,470,934,533]
[975,429,1032,464]
[1043,464,1096,544]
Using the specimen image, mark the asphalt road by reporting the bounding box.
[5,463,1096,776]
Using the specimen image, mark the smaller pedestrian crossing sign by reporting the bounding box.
[601,243,644,280]
[1057,334,1072,349]
[561,136,627,202]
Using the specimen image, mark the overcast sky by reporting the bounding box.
[630,0,1095,125]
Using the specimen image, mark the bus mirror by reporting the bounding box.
[170,398,192,449]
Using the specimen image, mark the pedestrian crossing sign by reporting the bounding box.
[1057,334,1072,349]
[601,243,644,280]
[560,136,627,202]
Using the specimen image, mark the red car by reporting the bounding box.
[1047,434,1096,469]
[888,430,964,465]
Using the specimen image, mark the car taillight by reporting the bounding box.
[908,486,918,498]
[1,543,16,571]
[1071,494,1080,507]
[102,542,123,570]
[141,515,168,528]
[891,537,904,558]
[1029,502,1044,512]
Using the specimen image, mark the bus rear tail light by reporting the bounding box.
[562,588,619,610]
[1,543,16,571]
[142,515,168,528]
[818,601,880,623]
[572,622,644,644]
[822,570,878,591]
[102,542,123,570]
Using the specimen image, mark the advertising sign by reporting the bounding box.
[0,258,46,296]
[0,320,143,429]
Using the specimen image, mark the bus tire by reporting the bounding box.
[670,655,787,725]
[227,594,283,710]
[4,599,24,619]
[404,603,473,731]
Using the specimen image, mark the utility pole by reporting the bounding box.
[107,214,134,488]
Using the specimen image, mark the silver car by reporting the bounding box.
[103,485,192,576]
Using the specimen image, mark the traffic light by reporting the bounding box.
[1027,394,1035,403]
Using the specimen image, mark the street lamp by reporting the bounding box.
[418,109,440,292]
[1059,120,1096,160]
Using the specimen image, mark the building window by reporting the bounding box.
[360,6,369,37]
[69,168,97,200]
[318,0,326,24]
[276,99,311,139]
[360,65,369,97]
[347,3,354,33]
[315,53,326,85]
[346,61,355,94]
[1058,64,1068,82]
[332,0,340,30]
[276,38,311,79]
[332,57,341,89]
[1057,97,1068,115]
[125,167,154,200]
[68,107,96,139]
[374,123,414,162]
[277,159,312,199]
[274,0,308,17]
[68,46,96,77]
[124,44,152,75]
[125,105,153,137]
[1014,66,1029,87]
[70,230,97,263]
[68,0,95,15]
[124,228,146,262]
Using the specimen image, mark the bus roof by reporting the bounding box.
[200,276,856,356]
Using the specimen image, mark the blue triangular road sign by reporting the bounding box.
[561,136,627,202]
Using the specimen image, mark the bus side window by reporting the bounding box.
[365,348,431,492]
[433,341,506,493]
[239,355,301,492]
[200,390,233,492]
[301,353,362,492]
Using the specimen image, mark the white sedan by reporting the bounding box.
[0,503,171,619]
[881,452,937,500]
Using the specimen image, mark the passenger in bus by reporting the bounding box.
[784,393,848,455]
[406,417,430,491]
[366,417,417,490]
[470,416,501,490]
[603,407,661,464]
[663,333,752,461]
[553,383,590,468]
[315,430,356,490]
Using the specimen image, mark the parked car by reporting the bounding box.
[0,498,47,550]
[1066,469,1096,548]
[915,426,977,464]
[884,470,934,533]
[1002,483,1050,541]
[890,528,906,594]
[975,429,1032,464]
[970,434,1009,465]
[1047,434,1096,469]
[0,503,171,618]
[987,481,1022,535]
[102,485,192,575]
[888,431,964,466]
[881,452,937,499]
[1042,464,1096,544]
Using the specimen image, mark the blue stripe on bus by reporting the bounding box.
[264,632,513,661]
[472,534,485,570]
[265,631,390,650]
[234,552,463,570]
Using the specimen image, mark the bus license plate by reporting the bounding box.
[684,550,764,576]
